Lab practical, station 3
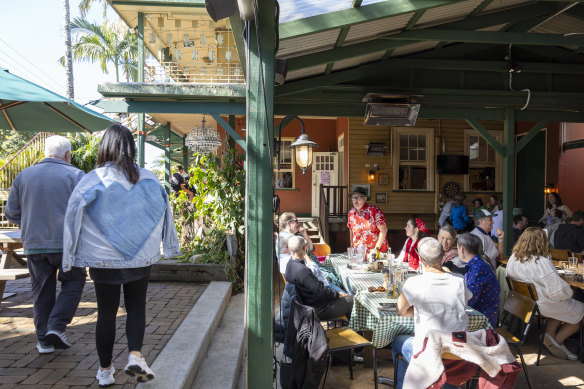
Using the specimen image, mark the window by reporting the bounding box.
[464,130,502,192]
[274,138,295,189]
[393,128,434,190]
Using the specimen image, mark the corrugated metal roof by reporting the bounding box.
[483,0,531,13]
[532,14,583,35]
[277,29,340,58]
[286,64,328,81]
[390,41,440,57]
[417,0,484,27]
[344,13,413,44]
[332,52,385,72]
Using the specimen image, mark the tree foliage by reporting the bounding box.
[70,132,102,173]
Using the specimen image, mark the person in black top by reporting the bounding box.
[170,165,185,193]
[554,210,584,254]
[512,214,528,246]
[284,236,353,320]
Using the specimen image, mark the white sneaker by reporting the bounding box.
[45,330,71,349]
[36,342,54,354]
[544,333,568,359]
[124,354,155,383]
[96,366,115,387]
[560,344,578,361]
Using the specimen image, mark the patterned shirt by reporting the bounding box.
[465,255,500,328]
[347,203,388,252]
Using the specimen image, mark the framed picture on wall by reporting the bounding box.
[352,184,370,199]
[378,174,389,185]
[375,193,387,204]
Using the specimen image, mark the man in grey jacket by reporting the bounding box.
[6,136,86,354]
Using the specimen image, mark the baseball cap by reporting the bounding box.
[474,209,492,220]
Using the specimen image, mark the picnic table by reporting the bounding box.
[325,254,492,349]
[0,230,29,309]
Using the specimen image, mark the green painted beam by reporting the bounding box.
[383,29,584,47]
[279,0,466,40]
[519,45,584,64]
[563,139,584,150]
[182,138,188,172]
[502,109,515,256]
[245,0,275,386]
[286,2,564,71]
[164,124,171,195]
[96,100,245,115]
[229,15,246,76]
[324,0,365,74]
[137,12,145,168]
[210,113,246,150]
[516,121,547,154]
[466,118,506,156]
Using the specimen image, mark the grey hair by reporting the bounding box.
[287,235,307,255]
[44,136,71,158]
[438,225,457,244]
[457,233,482,256]
[417,237,444,265]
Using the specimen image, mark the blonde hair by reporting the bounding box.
[512,227,549,263]
[279,212,296,231]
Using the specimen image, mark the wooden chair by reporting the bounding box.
[550,248,571,261]
[573,252,583,263]
[313,243,331,257]
[322,327,378,389]
[506,278,547,366]
[495,291,535,389]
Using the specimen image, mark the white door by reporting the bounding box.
[312,152,339,217]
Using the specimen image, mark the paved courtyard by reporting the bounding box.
[0,277,207,388]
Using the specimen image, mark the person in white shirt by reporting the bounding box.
[470,209,504,269]
[392,237,472,389]
[276,212,314,274]
[506,227,583,361]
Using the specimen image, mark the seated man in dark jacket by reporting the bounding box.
[284,236,353,320]
[554,210,584,254]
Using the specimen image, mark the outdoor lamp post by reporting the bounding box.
[276,115,318,174]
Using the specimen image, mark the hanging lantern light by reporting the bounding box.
[185,115,223,154]
[276,115,318,174]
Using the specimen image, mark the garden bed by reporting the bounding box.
[151,259,228,282]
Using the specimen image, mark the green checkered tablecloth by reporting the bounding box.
[326,254,493,349]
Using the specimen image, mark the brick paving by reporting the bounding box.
[0,277,207,388]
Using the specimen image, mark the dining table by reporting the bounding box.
[323,254,493,349]
[498,256,584,291]
[0,229,29,310]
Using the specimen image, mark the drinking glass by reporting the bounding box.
[568,257,577,271]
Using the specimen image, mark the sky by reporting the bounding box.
[0,0,162,168]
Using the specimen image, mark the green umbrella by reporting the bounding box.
[0,68,115,133]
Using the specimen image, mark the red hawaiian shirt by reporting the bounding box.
[347,203,388,252]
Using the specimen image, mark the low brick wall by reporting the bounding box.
[151,260,228,282]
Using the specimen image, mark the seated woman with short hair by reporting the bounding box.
[438,225,466,275]
[393,237,471,389]
[506,227,584,361]
[276,212,314,274]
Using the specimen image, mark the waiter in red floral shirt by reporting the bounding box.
[347,189,388,253]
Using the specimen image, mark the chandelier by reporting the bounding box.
[185,115,222,154]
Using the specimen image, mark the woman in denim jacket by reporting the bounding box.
[62,124,180,387]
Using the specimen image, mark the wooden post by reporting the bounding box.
[502,108,515,255]
[245,1,275,387]
[136,12,145,167]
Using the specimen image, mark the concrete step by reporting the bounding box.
[191,293,245,389]
[137,281,232,389]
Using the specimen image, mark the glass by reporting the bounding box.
[351,196,365,201]
[568,257,578,279]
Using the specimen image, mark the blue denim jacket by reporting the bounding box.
[62,162,180,271]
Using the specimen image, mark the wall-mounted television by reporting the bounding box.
[437,155,469,175]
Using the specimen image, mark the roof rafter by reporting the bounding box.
[279,0,468,40]
[324,0,364,75]
[285,2,563,71]
[383,29,584,46]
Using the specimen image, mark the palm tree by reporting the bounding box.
[78,0,108,18]
[61,18,138,82]
[63,0,74,99]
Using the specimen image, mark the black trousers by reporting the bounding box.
[27,253,86,342]
[94,276,149,368]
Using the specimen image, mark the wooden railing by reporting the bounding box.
[0,132,51,228]
[319,184,349,245]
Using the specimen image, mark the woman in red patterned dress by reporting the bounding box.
[347,189,388,254]
[396,218,431,270]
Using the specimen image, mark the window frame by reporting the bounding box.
[392,127,435,191]
[274,137,296,189]
[464,129,503,192]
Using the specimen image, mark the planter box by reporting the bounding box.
[151,259,228,282]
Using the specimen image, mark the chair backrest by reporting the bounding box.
[499,291,537,344]
[313,243,331,257]
[507,277,539,301]
[573,252,583,263]
[550,248,571,261]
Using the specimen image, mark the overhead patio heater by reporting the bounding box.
[364,103,420,127]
